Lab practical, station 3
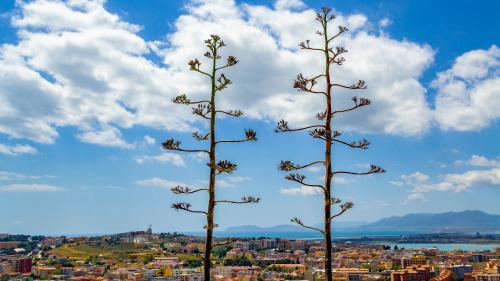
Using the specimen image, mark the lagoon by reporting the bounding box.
[385,243,499,251]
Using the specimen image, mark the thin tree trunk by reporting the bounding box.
[204,50,218,281]
[323,18,333,281]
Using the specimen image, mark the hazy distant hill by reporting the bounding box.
[224,221,369,233]
[223,210,500,233]
[359,210,500,231]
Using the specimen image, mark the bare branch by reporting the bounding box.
[275,120,325,133]
[293,73,327,95]
[172,94,210,105]
[328,26,348,43]
[298,40,324,52]
[192,104,212,120]
[330,197,342,205]
[332,138,370,149]
[309,128,327,140]
[279,160,325,171]
[162,139,209,154]
[213,239,238,248]
[188,59,212,78]
[171,202,207,215]
[291,217,325,234]
[329,46,348,65]
[328,202,354,222]
[216,196,261,204]
[333,164,386,176]
[332,96,371,116]
[285,173,325,190]
[316,110,328,120]
[215,74,232,92]
[171,186,208,195]
[216,109,243,117]
[332,80,367,90]
[192,131,209,141]
[216,56,239,70]
[216,129,257,144]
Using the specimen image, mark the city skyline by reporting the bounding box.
[0,0,499,235]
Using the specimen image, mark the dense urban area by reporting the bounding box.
[1,227,499,281]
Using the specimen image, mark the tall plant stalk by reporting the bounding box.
[276,8,385,281]
[163,35,259,281]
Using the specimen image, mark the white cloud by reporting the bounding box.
[0,143,37,155]
[77,125,134,148]
[396,155,500,202]
[401,172,429,183]
[334,176,351,185]
[306,166,321,173]
[143,135,156,146]
[378,18,392,27]
[135,152,185,167]
[280,185,322,196]
[137,177,186,189]
[433,45,500,131]
[403,192,427,203]
[0,0,437,149]
[464,154,498,167]
[5,0,498,148]
[0,0,194,147]
[274,0,305,10]
[0,183,65,192]
[190,152,208,162]
[218,176,251,188]
[0,171,53,180]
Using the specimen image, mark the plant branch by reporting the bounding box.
[213,239,237,248]
[279,160,325,171]
[216,129,257,144]
[298,40,325,52]
[328,202,354,223]
[171,186,208,195]
[333,165,386,176]
[171,202,207,215]
[192,104,212,120]
[215,196,260,204]
[275,120,325,133]
[216,109,243,117]
[331,96,371,116]
[215,56,238,70]
[291,218,325,235]
[332,80,367,90]
[327,26,348,43]
[172,94,210,105]
[332,138,370,149]
[285,173,325,190]
[162,139,209,154]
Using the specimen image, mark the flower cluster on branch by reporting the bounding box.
[215,160,237,174]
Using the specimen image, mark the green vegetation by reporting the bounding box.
[50,243,159,261]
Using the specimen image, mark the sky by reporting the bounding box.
[0,0,499,235]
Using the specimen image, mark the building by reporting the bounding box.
[333,268,370,281]
[153,257,181,267]
[0,242,20,250]
[32,266,56,277]
[402,256,428,268]
[431,269,455,281]
[451,265,473,280]
[470,273,500,281]
[13,258,32,274]
[391,265,431,281]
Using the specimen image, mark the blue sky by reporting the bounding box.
[0,0,499,235]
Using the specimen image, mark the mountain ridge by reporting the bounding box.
[223,210,500,233]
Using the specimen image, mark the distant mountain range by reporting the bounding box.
[223,210,500,233]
